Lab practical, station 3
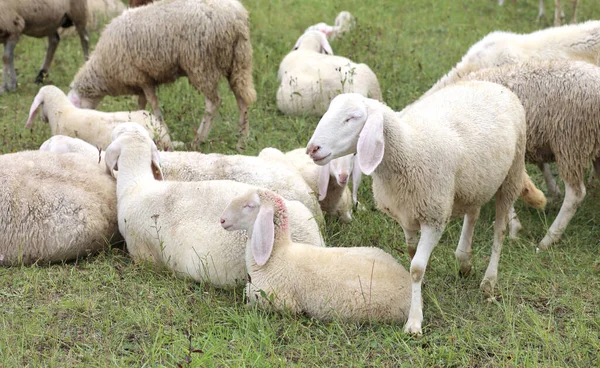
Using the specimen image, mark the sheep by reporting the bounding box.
[305,83,540,334]
[39,135,324,218]
[26,85,174,150]
[276,30,382,116]
[305,11,356,40]
[0,0,89,92]
[105,123,324,288]
[259,147,359,222]
[67,0,256,150]
[498,0,580,26]
[220,188,411,323]
[464,60,600,250]
[0,150,119,266]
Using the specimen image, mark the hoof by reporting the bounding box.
[35,70,48,85]
[458,264,472,277]
[480,278,496,297]
[404,320,422,336]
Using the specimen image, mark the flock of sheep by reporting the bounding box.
[1,0,599,336]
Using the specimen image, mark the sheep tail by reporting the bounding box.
[521,171,547,209]
[229,34,257,106]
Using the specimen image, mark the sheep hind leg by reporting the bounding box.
[480,192,511,297]
[403,228,418,260]
[508,206,522,239]
[537,0,546,20]
[404,224,444,336]
[540,163,562,198]
[2,37,19,92]
[141,85,163,122]
[554,0,564,26]
[193,95,221,145]
[234,94,249,151]
[36,32,60,84]
[454,208,480,276]
[570,0,579,23]
[538,180,586,251]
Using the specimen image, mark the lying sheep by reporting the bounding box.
[276,30,382,116]
[0,150,118,266]
[259,147,358,222]
[465,60,600,250]
[26,85,174,150]
[305,11,355,40]
[68,0,256,150]
[306,84,538,334]
[0,0,89,92]
[105,123,323,288]
[39,135,323,218]
[220,188,411,322]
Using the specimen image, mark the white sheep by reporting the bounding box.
[220,188,411,322]
[39,135,323,218]
[26,85,174,150]
[498,0,579,26]
[60,0,126,36]
[67,0,256,150]
[0,150,118,266]
[276,30,382,116]
[305,11,356,40]
[0,0,89,92]
[105,123,324,288]
[305,84,538,335]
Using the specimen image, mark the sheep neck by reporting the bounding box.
[115,143,157,199]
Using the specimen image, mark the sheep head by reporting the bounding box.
[293,30,334,55]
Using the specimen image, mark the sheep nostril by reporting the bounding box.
[220,218,225,224]
[306,144,321,156]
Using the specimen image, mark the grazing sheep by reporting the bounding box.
[220,188,411,322]
[105,123,323,288]
[26,85,174,150]
[465,60,600,250]
[60,0,126,36]
[0,150,118,266]
[276,30,382,116]
[306,83,533,334]
[305,11,356,40]
[68,0,256,150]
[0,0,89,92]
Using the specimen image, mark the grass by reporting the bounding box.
[1,0,600,366]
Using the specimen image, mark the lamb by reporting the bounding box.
[105,123,324,288]
[464,60,600,250]
[68,0,256,150]
[498,0,579,26]
[0,150,119,266]
[220,188,411,322]
[39,135,323,218]
[259,147,359,222]
[276,30,382,116]
[305,84,540,335]
[305,11,356,40]
[0,0,89,92]
[26,85,174,150]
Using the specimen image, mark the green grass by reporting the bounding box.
[2,0,600,366]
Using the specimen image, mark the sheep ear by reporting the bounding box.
[25,94,43,128]
[356,108,384,175]
[351,156,362,204]
[293,34,304,50]
[151,142,164,181]
[104,141,121,178]
[317,162,330,201]
[318,32,334,55]
[251,206,275,266]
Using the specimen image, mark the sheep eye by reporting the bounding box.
[343,117,352,124]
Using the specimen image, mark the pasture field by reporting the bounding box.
[1,0,600,366]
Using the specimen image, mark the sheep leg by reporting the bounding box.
[537,0,546,20]
[142,85,163,122]
[554,0,563,26]
[403,228,419,259]
[235,94,249,150]
[593,158,600,183]
[508,206,522,239]
[481,198,510,297]
[2,37,19,93]
[75,25,90,61]
[454,208,480,276]
[538,180,586,250]
[540,163,562,198]
[194,96,220,144]
[138,94,147,110]
[36,32,60,84]
[404,224,444,336]
[570,0,579,23]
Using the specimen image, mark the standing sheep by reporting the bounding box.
[465,60,600,250]
[498,0,580,26]
[0,0,89,92]
[306,84,533,335]
[68,0,256,150]
[0,150,118,266]
[305,11,356,40]
[220,188,412,323]
[277,30,382,116]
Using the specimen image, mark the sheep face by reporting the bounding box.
[67,89,102,109]
[329,154,354,186]
[220,191,261,232]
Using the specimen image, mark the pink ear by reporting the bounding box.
[68,90,81,108]
[317,162,330,201]
[104,141,121,178]
[151,142,164,180]
[25,94,43,128]
[293,34,304,50]
[318,32,334,55]
[356,109,384,175]
[351,157,362,204]
[251,206,275,266]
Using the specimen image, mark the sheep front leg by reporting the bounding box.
[537,0,546,20]
[36,32,60,84]
[481,199,510,297]
[2,37,19,93]
[142,85,163,122]
[538,180,586,250]
[235,94,250,150]
[403,228,418,259]
[76,26,90,61]
[404,224,443,336]
[194,96,221,145]
[508,206,522,239]
[540,163,561,198]
[454,208,480,276]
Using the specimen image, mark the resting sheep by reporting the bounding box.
[305,84,538,335]
[26,85,174,150]
[305,11,355,40]
[0,0,89,92]
[220,188,411,322]
[0,150,118,266]
[68,0,256,150]
[465,60,600,250]
[276,30,382,116]
[105,123,323,288]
